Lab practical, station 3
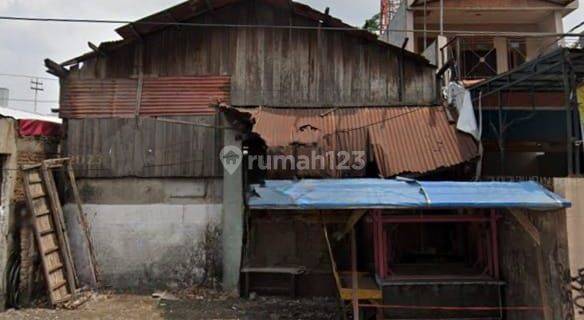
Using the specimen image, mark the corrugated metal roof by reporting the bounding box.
[248,179,571,210]
[0,107,62,124]
[60,76,230,118]
[240,106,478,177]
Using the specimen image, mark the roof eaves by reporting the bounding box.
[59,0,433,67]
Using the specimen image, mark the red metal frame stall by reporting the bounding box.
[372,209,501,280]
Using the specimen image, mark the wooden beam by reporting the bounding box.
[537,250,553,320]
[129,24,143,41]
[66,161,99,288]
[334,210,367,241]
[44,59,68,78]
[87,42,106,57]
[351,229,360,320]
[509,209,541,246]
[322,224,349,320]
[508,209,551,320]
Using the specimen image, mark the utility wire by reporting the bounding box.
[6,98,58,104]
[0,15,584,37]
[0,73,58,81]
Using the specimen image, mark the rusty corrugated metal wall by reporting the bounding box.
[243,106,478,177]
[61,76,230,118]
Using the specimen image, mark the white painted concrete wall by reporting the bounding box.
[64,203,222,290]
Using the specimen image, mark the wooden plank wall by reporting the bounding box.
[65,116,222,178]
[68,1,435,107]
[499,210,571,320]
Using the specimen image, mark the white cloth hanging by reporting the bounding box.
[446,82,480,141]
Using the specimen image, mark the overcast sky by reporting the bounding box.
[0,0,582,115]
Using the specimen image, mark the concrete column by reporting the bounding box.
[221,116,244,293]
[405,8,415,52]
[538,11,564,53]
[493,37,509,74]
[0,119,18,310]
[436,35,448,69]
[526,38,543,61]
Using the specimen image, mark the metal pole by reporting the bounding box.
[490,209,499,278]
[568,58,581,175]
[423,0,427,50]
[440,0,444,36]
[498,91,505,175]
[562,51,574,175]
[30,78,44,113]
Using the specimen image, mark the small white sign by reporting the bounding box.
[220,145,243,175]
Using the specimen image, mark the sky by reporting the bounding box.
[0,0,582,115]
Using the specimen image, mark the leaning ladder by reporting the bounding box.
[21,161,77,306]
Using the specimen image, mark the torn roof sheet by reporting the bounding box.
[248,179,571,210]
[237,106,478,178]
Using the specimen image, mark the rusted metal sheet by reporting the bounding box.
[241,107,478,177]
[60,76,230,118]
[61,79,137,118]
[367,107,478,177]
[140,76,230,116]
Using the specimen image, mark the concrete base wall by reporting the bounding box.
[65,178,223,291]
[0,118,17,309]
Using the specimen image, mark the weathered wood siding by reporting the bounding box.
[499,210,571,320]
[65,116,222,178]
[63,1,436,177]
[68,1,435,107]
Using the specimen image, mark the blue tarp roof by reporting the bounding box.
[248,179,571,210]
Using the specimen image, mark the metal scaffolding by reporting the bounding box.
[469,48,584,176]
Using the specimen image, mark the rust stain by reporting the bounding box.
[241,106,478,177]
[61,76,230,118]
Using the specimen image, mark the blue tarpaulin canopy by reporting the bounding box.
[248,179,571,210]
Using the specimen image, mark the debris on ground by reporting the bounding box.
[62,290,95,309]
[152,291,180,302]
[0,289,338,320]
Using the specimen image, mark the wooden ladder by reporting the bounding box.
[22,161,77,306]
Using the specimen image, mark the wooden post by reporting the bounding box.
[351,229,359,320]
[509,209,541,245]
[66,161,99,287]
[334,210,366,241]
[509,208,551,320]
[489,209,499,278]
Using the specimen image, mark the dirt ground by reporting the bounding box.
[0,290,339,320]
